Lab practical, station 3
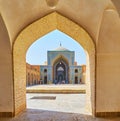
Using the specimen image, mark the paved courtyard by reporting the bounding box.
[1,93,120,121]
[27,93,87,114]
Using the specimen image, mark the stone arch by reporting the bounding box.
[13,12,95,115]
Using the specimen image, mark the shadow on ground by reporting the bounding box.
[0,109,120,121]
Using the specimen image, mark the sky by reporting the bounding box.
[26,30,86,65]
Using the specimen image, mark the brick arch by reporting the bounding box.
[13,12,95,116]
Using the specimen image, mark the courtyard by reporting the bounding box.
[0,93,120,121]
[26,93,86,114]
[0,0,120,119]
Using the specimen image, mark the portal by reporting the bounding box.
[54,59,68,84]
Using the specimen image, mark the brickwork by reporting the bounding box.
[26,63,40,86]
[13,12,95,116]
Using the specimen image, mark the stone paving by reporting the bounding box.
[26,93,87,114]
[1,109,120,121]
[0,93,120,121]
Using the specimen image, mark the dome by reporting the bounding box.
[53,42,70,51]
[54,46,70,51]
[54,42,70,51]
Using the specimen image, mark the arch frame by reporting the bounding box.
[13,12,95,116]
[53,59,68,82]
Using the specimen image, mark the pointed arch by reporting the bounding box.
[52,55,69,82]
[52,54,69,66]
[13,12,95,116]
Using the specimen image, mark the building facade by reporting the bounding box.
[40,45,86,84]
[26,63,40,86]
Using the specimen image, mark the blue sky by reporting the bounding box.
[26,30,86,65]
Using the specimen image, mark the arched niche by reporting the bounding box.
[52,55,69,82]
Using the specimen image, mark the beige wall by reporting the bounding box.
[26,63,40,86]
[96,9,120,113]
[0,15,13,114]
[0,0,120,117]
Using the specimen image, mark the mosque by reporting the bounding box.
[40,44,86,84]
[1,0,120,118]
[26,44,86,86]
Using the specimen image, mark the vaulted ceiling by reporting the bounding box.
[0,0,119,45]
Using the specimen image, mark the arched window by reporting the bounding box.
[57,66,64,71]
[44,69,47,73]
[75,69,78,73]
[75,76,78,84]
[28,73,30,85]
[44,76,47,84]
[31,74,33,85]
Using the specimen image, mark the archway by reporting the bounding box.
[53,55,69,84]
[13,12,95,116]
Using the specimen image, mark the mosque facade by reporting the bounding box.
[40,45,86,84]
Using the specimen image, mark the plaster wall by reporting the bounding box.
[96,9,120,114]
[0,15,13,114]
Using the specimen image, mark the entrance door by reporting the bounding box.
[44,76,47,84]
[53,58,69,84]
[58,73,64,83]
[75,77,78,84]
[56,62,66,83]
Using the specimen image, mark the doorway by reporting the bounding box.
[13,12,95,116]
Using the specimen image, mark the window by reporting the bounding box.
[57,66,64,71]
[75,69,78,73]
[75,76,78,84]
[44,69,47,73]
